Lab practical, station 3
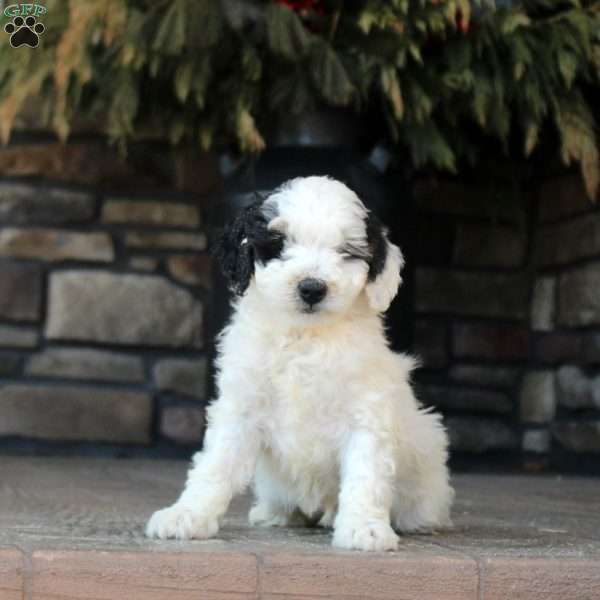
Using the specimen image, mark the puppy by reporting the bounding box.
[146,176,453,551]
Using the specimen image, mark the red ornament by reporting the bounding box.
[273,0,326,16]
[455,9,471,34]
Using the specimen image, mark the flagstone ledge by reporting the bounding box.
[1,458,598,600]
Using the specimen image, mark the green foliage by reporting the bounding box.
[0,0,599,197]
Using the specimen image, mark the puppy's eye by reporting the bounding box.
[339,244,369,261]
[254,232,285,263]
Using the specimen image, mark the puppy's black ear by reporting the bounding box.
[366,213,388,282]
[213,203,262,296]
[365,212,404,312]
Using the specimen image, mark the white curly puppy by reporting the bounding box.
[146,176,453,551]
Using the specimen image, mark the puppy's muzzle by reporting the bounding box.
[298,278,328,308]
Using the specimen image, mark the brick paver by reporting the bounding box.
[0,458,598,599]
[0,548,23,600]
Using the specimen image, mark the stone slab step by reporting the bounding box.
[0,457,599,600]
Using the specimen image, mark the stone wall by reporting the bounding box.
[0,139,218,454]
[1,137,599,469]
[413,174,600,469]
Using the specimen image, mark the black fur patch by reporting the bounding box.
[366,212,388,281]
[213,200,284,295]
[252,214,284,265]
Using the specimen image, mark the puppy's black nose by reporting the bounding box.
[298,278,327,306]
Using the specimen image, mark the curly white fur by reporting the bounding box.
[146,176,453,552]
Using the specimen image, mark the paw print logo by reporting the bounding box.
[4,16,45,48]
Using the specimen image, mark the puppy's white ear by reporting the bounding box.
[365,215,404,313]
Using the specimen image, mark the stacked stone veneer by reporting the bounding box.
[0,170,212,453]
[413,174,600,466]
[1,139,599,467]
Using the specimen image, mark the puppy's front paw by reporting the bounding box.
[145,504,218,540]
[333,520,399,552]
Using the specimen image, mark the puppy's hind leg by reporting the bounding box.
[392,411,454,534]
[249,454,300,527]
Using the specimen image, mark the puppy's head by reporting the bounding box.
[214,176,403,319]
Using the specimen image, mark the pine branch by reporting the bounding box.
[0,0,598,199]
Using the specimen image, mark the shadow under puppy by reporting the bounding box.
[146,176,453,551]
